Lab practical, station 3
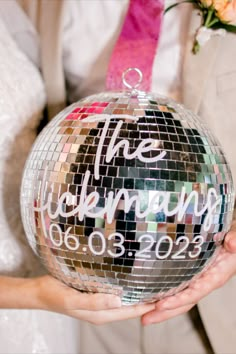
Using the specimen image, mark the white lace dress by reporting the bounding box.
[0,17,79,354]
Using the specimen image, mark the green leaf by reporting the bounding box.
[192,40,200,55]
[212,22,236,33]
[164,0,196,14]
[221,24,236,33]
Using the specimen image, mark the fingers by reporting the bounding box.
[70,302,156,325]
[154,275,213,311]
[94,302,155,323]
[224,230,236,253]
[141,303,194,326]
[154,283,208,312]
[53,279,123,311]
[37,276,122,312]
[151,228,236,317]
[67,291,122,311]
[156,270,221,310]
[38,275,156,324]
[152,248,236,313]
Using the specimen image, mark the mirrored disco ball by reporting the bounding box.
[21,88,234,304]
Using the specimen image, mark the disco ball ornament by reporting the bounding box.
[21,68,235,304]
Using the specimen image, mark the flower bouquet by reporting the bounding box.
[166,0,236,53]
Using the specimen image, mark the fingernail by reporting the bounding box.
[230,238,236,250]
[225,234,236,252]
[108,296,122,309]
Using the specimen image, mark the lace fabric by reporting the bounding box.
[0,17,79,354]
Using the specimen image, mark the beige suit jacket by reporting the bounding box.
[21,1,236,352]
[183,12,236,354]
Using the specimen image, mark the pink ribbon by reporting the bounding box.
[106,0,164,91]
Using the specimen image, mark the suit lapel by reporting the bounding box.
[182,10,233,353]
[182,9,222,113]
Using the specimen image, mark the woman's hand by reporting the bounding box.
[35,275,155,324]
[141,226,236,326]
[0,274,155,325]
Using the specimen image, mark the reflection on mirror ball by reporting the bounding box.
[21,90,234,304]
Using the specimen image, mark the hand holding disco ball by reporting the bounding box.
[21,68,235,306]
[142,226,236,325]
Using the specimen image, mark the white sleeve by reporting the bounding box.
[0,0,40,67]
[0,17,45,276]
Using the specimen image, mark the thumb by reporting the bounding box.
[224,230,236,253]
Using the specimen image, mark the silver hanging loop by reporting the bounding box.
[122,67,143,90]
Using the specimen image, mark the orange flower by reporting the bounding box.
[212,0,229,10]
[200,0,213,7]
[214,0,236,25]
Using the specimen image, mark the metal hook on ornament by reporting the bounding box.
[122,67,143,91]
